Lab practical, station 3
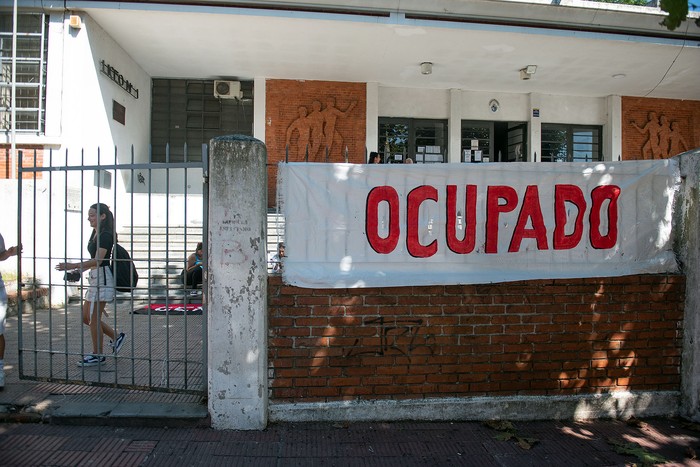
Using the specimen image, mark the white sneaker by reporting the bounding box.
[111,332,126,355]
[77,355,106,367]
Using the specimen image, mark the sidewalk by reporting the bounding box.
[1,309,700,466]
[0,417,699,466]
[0,301,208,426]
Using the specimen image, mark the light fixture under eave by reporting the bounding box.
[69,15,82,29]
[420,62,433,75]
[612,73,626,79]
[520,65,537,80]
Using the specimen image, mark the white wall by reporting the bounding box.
[57,13,151,162]
[4,13,155,296]
[379,87,450,118]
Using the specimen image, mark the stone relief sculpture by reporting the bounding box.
[286,106,312,159]
[631,111,689,159]
[321,98,357,157]
[286,98,357,161]
[668,121,689,156]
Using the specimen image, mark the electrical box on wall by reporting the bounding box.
[214,80,242,99]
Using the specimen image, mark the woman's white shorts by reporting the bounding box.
[85,267,115,303]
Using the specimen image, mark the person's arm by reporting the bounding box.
[55,247,108,272]
[186,253,197,272]
[0,243,21,261]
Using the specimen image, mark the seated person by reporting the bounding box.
[181,242,203,288]
[270,242,285,273]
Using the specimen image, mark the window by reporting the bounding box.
[541,124,602,162]
[151,79,253,162]
[461,121,491,162]
[461,120,527,163]
[379,118,447,163]
[0,13,49,133]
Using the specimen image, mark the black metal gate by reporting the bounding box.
[16,145,208,395]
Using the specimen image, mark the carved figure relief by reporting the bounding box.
[631,111,689,159]
[285,98,357,161]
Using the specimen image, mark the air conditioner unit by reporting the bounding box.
[214,80,242,99]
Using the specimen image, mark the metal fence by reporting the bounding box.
[16,145,208,394]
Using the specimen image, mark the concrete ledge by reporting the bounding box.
[5,286,50,315]
[47,402,210,427]
[269,391,680,423]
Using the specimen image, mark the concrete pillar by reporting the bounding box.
[448,89,461,163]
[366,82,379,154]
[253,77,266,142]
[677,150,700,422]
[605,95,622,162]
[527,93,541,162]
[207,135,268,430]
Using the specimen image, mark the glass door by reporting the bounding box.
[379,118,448,163]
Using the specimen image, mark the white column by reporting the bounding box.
[253,77,266,143]
[527,93,541,162]
[606,95,622,161]
[366,82,379,155]
[448,89,461,163]
[207,135,268,430]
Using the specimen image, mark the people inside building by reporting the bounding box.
[368,151,381,164]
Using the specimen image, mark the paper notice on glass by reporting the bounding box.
[474,150,482,162]
[471,139,479,150]
[463,149,471,162]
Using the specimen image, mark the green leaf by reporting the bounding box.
[494,432,514,441]
[607,438,668,466]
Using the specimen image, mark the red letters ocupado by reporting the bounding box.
[366,184,620,257]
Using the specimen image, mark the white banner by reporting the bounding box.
[278,160,680,288]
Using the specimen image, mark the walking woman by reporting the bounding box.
[56,203,125,367]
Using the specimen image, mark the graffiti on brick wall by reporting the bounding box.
[631,112,689,159]
[345,317,435,358]
[286,98,357,161]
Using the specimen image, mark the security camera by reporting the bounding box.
[489,99,500,113]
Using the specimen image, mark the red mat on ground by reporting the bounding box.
[132,303,203,315]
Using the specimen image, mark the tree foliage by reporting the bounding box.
[593,0,699,30]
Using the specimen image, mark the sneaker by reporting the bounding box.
[77,355,105,367]
[112,332,126,355]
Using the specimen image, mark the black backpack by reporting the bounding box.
[112,244,139,293]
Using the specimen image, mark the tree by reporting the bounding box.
[594,0,698,30]
[659,0,697,30]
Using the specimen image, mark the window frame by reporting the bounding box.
[0,12,49,134]
[541,123,603,163]
[150,78,254,162]
[378,117,448,164]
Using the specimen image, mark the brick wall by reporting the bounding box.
[0,145,44,179]
[265,79,366,206]
[622,97,700,160]
[268,274,684,402]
